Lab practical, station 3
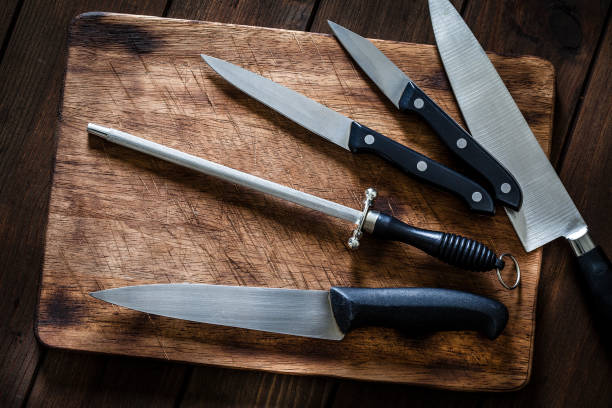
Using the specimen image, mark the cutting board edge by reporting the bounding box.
[33,325,532,391]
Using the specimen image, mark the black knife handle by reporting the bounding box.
[348,122,494,214]
[397,82,522,210]
[370,212,504,272]
[330,287,508,339]
[577,246,612,332]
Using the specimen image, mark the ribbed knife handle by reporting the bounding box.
[370,212,504,272]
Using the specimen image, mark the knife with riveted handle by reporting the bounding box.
[328,21,522,211]
[201,55,495,214]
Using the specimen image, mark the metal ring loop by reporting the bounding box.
[496,253,521,290]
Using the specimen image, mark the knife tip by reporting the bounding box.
[327,20,339,30]
[89,291,104,300]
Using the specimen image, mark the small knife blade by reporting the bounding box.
[91,284,509,340]
[430,0,612,326]
[201,54,495,214]
[327,20,522,210]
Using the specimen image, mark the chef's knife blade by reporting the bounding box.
[91,284,509,339]
[430,0,612,325]
[201,54,495,214]
[327,20,522,210]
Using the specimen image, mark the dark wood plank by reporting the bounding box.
[0,1,168,406]
[168,0,317,29]
[26,350,188,408]
[0,0,21,56]
[181,366,336,407]
[310,0,463,43]
[461,0,610,165]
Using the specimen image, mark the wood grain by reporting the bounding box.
[181,366,336,407]
[0,1,168,406]
[36,13,553,391]
[26,350,189,408]
[168,0,317,30]
[0,0,21,53]
[311,0,464,43]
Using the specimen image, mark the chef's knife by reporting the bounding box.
[327,21,522,211]
[91,284,509,339]
[429,0,612,324]
[201,54,495,214]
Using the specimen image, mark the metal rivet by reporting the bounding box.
[472,191,483,202]
[417,161,427,172]
[501,182,511,193]
[364,134,375,145]
[456,138,467,149]
[413,98,424,109]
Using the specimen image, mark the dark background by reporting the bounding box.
[0,0,610,406]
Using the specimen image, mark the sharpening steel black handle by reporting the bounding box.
[330,287,508,339]
[371,213,504,272]
[398,82,523,211]
[577,246,612,331]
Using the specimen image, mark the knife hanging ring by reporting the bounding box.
[495,253,521,290]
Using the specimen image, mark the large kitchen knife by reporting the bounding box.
[327,21,522,211]
[91,284,509,339]
[87,123,513,277]
[201,54,495,214]
[429,0,611,324]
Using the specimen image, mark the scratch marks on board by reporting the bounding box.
[147,314,170,360]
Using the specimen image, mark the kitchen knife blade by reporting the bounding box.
[201,54,495,214]
[430,0,612,324]
[327,20,522,210]
[87,124,508,275]
[91,284,509,340]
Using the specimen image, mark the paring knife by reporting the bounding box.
[429,0,612,324]
[327,21,522,211]
[91,284,509,340]
[201,54,495,215]
[87,124,511,276]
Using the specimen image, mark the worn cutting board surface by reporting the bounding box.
[38,13,554,391]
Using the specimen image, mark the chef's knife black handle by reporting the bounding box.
[371,212,504,272]
[397,82,522,211]
[577,246,612,330]
[330,287,508,339]
[348,122,495,215]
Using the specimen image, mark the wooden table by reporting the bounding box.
[0,0,610,406]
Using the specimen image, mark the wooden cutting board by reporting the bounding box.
[38,12,554,391]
